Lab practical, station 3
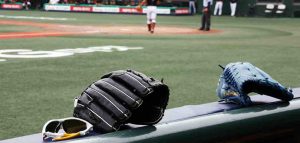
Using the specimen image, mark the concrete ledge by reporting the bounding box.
[1,88,300,143]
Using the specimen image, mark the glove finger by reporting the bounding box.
[94,78,143,109]
[245,80,294,101]
[73,101,120,133]
[85,85,131,121]
[108,70,153,97]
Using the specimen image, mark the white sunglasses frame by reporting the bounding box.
[42,117,93,141]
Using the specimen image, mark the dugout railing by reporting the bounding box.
[1,88,300,143]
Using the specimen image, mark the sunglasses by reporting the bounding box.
[42,117,93,141]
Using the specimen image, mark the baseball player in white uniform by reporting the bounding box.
[230,0,238,16]
[214,0,223,16]
[189,0,196,15]
[137,0,159,34]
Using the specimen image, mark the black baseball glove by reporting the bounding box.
[217,62,294,106]
[73,69,169,133]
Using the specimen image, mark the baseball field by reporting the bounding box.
[0,9,300,140]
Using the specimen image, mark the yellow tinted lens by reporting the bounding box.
[63,119,87,133]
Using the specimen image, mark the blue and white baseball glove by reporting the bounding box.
[216,62,294,106]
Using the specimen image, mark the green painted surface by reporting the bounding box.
[61,99,300,143]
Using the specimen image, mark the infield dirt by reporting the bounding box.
[0,20,221,39]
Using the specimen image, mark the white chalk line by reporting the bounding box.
[0,30,100,38]
[0,15,76,21]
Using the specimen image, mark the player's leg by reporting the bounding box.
[189,1,193,14]
[219,2,223,15]
[146,7,151,31]
[192,2,196,14]
[232,3,237,16]
[199,12,206,30]
[205,7,211,31]
[150,6,157,33]
[213,3,218,16]
[206,11,211,31]
[230,3,233,16]
[230,3,236,16]
[150,15,156,33]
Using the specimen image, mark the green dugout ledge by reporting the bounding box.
[1,88,300,143]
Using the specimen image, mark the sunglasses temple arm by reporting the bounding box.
[53,132,81,141]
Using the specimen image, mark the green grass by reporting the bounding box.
[0,25,43,33]
[0,10,300,140]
